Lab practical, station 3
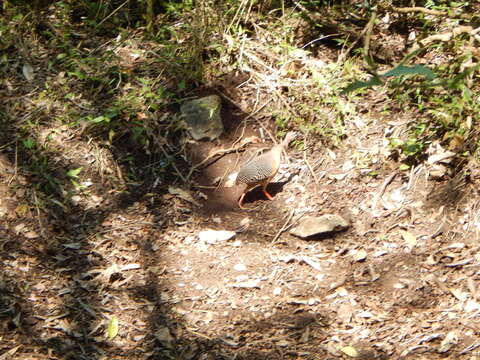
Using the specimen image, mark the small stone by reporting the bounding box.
[290,215,349,238]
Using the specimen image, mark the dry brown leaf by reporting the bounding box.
[24,230,39,239]
[168,186,200,206]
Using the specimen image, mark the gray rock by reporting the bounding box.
[180,95,223,140]
[290,214,349,238]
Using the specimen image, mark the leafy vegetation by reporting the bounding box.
[1,0,479,189]
[2,1,480,359]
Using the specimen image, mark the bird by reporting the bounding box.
[233,132,296,208]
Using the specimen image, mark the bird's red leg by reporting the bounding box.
[262,183,274,200]
[238,192,247,209]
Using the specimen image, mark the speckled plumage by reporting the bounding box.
[236,147,281,185]
[236,132,295,208]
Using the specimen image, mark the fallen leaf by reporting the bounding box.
[107,316,119,340]
[301,256,322,270]
[199,229,235,244]
[63,242,82,249]
[168,186,200,206]
[120,264,141,271]
[232,279,260,288]
[14,223,26,234]
[400,230,417,247]
[340,345,359,357]
[352,249,367,262]
[439,331,458,353]
[450,288,468,301]
[24,230,39,239]
[15,204,29,216]
[22,63,35,81]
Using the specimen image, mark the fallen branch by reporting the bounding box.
[186,135,259,180]
[303,138,319,185]
[272,209,296,244]
[412,25,480,51]
[391,6,448,16]
[388,5,471,20]
[338,10,377,64]
[363,10,377,69]
[159,145,187,183]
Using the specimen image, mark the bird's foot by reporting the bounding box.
[238,193,247,209]
[263,189,274,200]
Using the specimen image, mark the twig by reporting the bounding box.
[372,173,397,211]
[391,6,447,16]
[303,137,319,185]
[388,5,471,20]
[8,141,18,186]
[302,34,339,49]
[337,19,370,63]
[411,25,480,51]
[215,121,249,189]
[96,0,129,28]
[272,209,295,244]
[186,327,213,340]
[363,10,377,68]
[33,190,45,238]
[186,135,255,180]
[159,145,187,183]
[461,340,480,354]
[220,92,276,143]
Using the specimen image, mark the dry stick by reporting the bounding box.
[391,6,445,16]
[372,173,397,211]
[33,190,45,238]
[159,145,187,183]
[337,21,370,63]
[189,96,272,186]
[303,137,319,185]
[411,25,480,51]
[214,122,250,189]
[186,135,253,180]
[272,209,296,244]
[96,0,129,28]
[219,92,276,143]
[232,119,248,148]
[8,141,18,186]
[389,5,471,20]
[363,10,377,68]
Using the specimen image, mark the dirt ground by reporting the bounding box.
[2,85,480,360]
